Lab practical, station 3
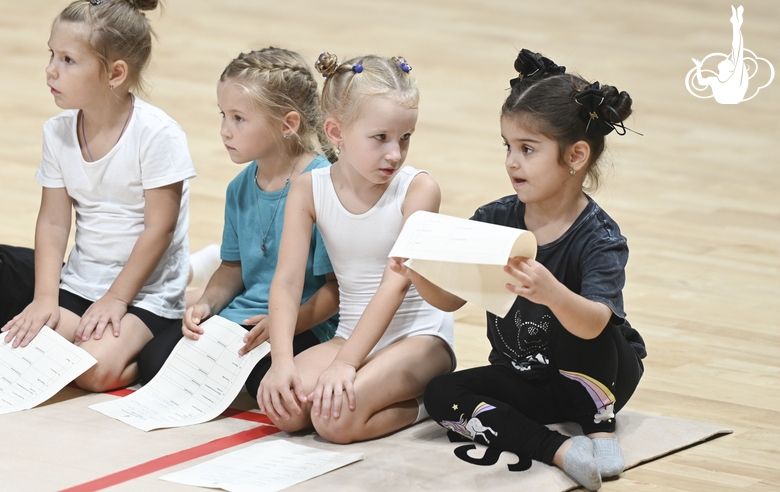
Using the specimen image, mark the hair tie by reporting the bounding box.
[391,56,412,74]
[352,64,364,74]
[510,49,566,88]
[88,0,104,5]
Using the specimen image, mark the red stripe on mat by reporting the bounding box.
[59,424,281,492]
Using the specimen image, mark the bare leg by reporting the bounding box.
[311,335,453,444]
[266,338,344,433]
[64,312,154,392]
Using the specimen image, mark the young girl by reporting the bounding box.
[136,48,339,402]
[1,0,196,393]
[259,53,455,444]
[391,49,646,490]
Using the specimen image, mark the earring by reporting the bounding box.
[284,134,292,140]
[335,145,341,155]
[569,168,576,175]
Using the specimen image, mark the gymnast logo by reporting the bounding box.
[685,5,774,104]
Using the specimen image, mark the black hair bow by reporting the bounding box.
[510,49,566,88]
[574,82,626,137]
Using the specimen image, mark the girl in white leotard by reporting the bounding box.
[260,52,455,444]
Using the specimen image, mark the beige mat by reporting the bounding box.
[275,410,731,492]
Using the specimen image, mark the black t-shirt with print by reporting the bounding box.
[471,194,646,378]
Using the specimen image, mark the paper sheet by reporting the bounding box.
[388,210,537,317]
[0,326,97,415]
[89,315,269,431]
[159,439,365,492]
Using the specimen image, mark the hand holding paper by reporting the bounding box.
[388,211,537,318]
[90,315,269,431]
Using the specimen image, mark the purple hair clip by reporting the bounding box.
[352,64,364,74]
[397,61,412,73]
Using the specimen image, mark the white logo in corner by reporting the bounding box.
[685,5,774,104]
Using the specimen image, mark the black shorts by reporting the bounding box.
[59,289,177,337]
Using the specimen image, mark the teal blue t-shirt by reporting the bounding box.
[219,155,337,343]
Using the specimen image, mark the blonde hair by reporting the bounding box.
[56,0,160,94]
[220,47,328,160]
[315,53,419,129]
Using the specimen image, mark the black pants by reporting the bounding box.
[424,323,643,465]
[0,245,35,326]
[136,320,322,399]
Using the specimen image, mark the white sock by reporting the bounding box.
[189,244,221,289]
[414,396,429,423]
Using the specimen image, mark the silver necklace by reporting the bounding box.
[80,96,134,162]
[254,163,295,256]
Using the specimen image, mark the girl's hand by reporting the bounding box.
[307,360,357,420]
[504,257,563,307]
[388,257,412,279]
[182,303,212,340]
[75,294,127,342]
[258,358,307,421]
[239,314,269,356]
[1,299,60,348]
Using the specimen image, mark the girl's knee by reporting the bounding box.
[312,414,360,444]
[74,364,122,392]
[269,413,311,434]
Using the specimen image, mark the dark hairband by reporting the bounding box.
[574,82,626,137]
[510,48,566,88]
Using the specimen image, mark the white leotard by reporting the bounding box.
[311,166,455,358]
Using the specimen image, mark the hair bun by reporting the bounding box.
[574,82,633,136]
[601,85,633,123]
[315,52,340,78]
[511,49,566,88]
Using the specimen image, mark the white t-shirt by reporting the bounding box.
[35,97,196,319]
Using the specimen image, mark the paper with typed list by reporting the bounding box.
[1,326,97,415]
[160,439,364,492]
[388,210,537,318]
[89,315,269,431]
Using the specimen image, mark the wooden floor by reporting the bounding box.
[1,0,779,490]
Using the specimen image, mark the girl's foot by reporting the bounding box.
[592,437,624,477]
[562,436,601,491]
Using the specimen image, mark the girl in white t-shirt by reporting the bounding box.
[259,53,455,444]
[1,0,195,392]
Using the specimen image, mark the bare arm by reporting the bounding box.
[183,259,243,339]
[259,173,317,419]
[267,173,316,361]
[2,187,71,346]
[389,258,466,312]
